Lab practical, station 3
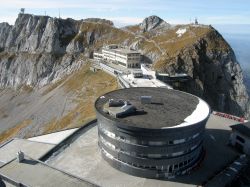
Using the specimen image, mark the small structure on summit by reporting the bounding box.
[20,8,25,14]
[195,18,198,25]
[103,99,137,118]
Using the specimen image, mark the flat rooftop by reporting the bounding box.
[120,73,169,88]
[100,60,130,74]
[95,87,203,129]
[0,139,55,164]
[103,47,140,55]
[46,114,240,187]
[113,48,140,54]
[28,128,78,144]
[0,156,95,187]
[119,65,172,88]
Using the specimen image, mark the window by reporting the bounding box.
[172,151,184,157]
[169,165,173,172]
[173,138,185,144]
[193,132,200,139]
[169,140,173,145]
[179,162,183,168]
[236,135,245,143]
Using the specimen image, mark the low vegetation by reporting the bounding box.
[0,62,118,142]
[0,119,32,144]
[43,62,118,134]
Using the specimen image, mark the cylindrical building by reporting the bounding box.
[95,87,210,179]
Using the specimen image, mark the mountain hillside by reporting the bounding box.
[0,14,249,142]
[0,62,118,143]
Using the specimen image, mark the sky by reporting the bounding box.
[0,0,250,30]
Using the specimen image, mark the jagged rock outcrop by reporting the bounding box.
[0,22,12,51]
[139,15,171,32]
[0,14,102,88]
[3,14,80,53]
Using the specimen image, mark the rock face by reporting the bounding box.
[0,14,106,88]
[159,29,250,117]
[0,13,249,118]
[3,14,80,53]
[139,15,170,32]
[0,22,12,51]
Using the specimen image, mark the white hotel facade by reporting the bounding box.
[94,45,141,69]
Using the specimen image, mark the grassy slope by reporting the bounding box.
[0,119,32,143]
[43,62,118,134]
[152,25,230,70]
[0,62,118,143]
[74,22,135,50]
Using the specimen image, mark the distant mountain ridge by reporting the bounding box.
[0,13,249,119]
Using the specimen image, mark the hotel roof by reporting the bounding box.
[102,47,140,55]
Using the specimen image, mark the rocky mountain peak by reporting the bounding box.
[140,15,170,32]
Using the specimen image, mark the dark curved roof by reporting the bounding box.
[95,87,200,129]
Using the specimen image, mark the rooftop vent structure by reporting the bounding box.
[108,99,124,107]
[104,99,136,118]
[140,96,152,104]
[17,151,24,163]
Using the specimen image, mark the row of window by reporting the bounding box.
[116,56,127,60]
[127,53,140,57]
[236,135,245,143]
[100,133,200,160]
[104,146,196,173]
[101,139,199,174]
[99,126,201,146]
[128,57,140,60]
[128,63,140,68]
[102,50,127,58]
[171,157,195,171]
[103,50,140,58]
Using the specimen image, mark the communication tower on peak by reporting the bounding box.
[20,8,25,14]
[195,18,198,25]
[59,9,61,19]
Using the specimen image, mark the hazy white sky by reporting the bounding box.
[0,0,249,27]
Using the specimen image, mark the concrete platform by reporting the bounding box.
[0,161,4,167]
[47,114,240,187]
[0,139,55,163]
[0,156,96,187]
[28,128,79,144]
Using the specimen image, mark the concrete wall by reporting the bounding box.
[230,131,250,155]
